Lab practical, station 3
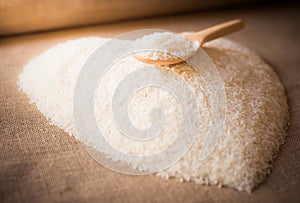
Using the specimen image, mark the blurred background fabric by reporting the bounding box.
[0,0,272,36]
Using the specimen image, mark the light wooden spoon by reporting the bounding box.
[133,19,244,65]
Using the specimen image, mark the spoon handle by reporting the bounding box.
[191,19,244,46]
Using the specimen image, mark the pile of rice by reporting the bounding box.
[134,32,198,60]
[18,36,289,192]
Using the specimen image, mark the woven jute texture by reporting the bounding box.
[0,4,299,203]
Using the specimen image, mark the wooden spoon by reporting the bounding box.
[133,19,244,65]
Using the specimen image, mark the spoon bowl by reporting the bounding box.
[133,19,244,65]
[132,54,184,66]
